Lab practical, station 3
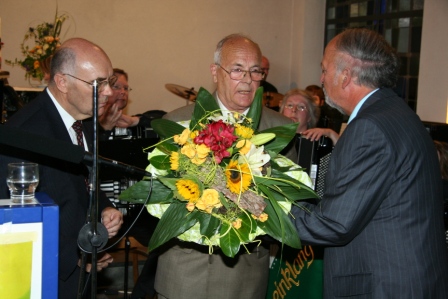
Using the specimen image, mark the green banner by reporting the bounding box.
[266,245,324,299]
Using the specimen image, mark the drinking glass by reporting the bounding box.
[6,162,39,203]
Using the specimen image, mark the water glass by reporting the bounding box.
[6,162,39,203]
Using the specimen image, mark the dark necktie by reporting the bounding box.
[72,120,85,148]
[72,120,90,192]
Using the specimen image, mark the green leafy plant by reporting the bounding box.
[6,11,69,81]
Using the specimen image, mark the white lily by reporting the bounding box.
[238,144,271,176]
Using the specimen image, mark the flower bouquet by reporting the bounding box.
[119,87,318,257]
[6,11,69,81]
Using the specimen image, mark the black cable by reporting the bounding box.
[80,176,154,296]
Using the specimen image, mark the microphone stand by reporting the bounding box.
[77,81,109,299]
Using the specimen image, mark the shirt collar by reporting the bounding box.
[216,94,250,116]
[46,88,77,130]
[348,88,379,124]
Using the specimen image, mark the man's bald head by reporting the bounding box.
[50,38,112,82]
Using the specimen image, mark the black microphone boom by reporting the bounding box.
[0,125,151,177]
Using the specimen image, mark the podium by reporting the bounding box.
[0,192,58,299]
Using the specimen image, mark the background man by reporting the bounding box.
[0,38,123,298]
[290,28,448,298]
[260,55,278,93]
[154,34,295,299]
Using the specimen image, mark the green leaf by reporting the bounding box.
[151,118,185,139]
[118,179,173,204]
[237,212,257,242]
[149,154,171,170]
[257,185,301,249]
[197,213,220,240]
[219,222,241,258]
[155,140,178,155]
[246,87,264,130]
[158,177,179,191]
[149,202,200,251]
[254,172,318,202]
[190,87,220,130]
[260,122,298,154]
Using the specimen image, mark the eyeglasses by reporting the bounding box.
[112,85,132,92]
[63,73,118,91]
[284,104,307,112]
[216,64,265,82]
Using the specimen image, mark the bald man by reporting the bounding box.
[0,38,123,298]
[260,55,278,93]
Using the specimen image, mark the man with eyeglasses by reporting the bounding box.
[0,38,123,298]
[98,68,136,139]
[151,33,296,299]
[98,68,161,140]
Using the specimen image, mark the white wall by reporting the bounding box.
[0,0,325,116]
[417,0,448,123]
[1,0,444,123]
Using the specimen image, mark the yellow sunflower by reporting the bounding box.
[176,179,201,202]
[225,160,252,194]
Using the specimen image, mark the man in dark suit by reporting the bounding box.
[290,28,448,298]
[153,34,296,299]
[0,38,123,298]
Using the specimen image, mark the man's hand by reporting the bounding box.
[116,114,140,128]
[99,103,123,131]
[101,207,123,238]
[79,252,114,272]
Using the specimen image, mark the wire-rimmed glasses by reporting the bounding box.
[284,103,307,112]
[216,64,265,82]
[63,73,118,92]
[112,85,132,92]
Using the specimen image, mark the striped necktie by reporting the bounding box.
[72,120,90,192]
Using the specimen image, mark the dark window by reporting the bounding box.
[325,0,424,111]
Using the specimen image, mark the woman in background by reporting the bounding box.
[279,88,339,145]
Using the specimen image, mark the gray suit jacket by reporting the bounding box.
[291,88,448,298]
[154,101,296,299]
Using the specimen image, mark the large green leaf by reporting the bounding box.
[118,179,173,204]
[149,154,171,170]
[149,202,200,251]
[246,86,264,130]
[190,87,220,131]
[237,211,257,242]
[254,172,318,202]
[219,223,241,258]
[257,185,301,249]
[260,122,298,155]
[198,213,220,240]
[155,140,178,156]
[151,118,185,139]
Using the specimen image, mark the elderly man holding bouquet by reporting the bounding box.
[151,34,301,299]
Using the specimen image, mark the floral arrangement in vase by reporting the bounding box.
[6,11,69,82]
[119,87,318,257]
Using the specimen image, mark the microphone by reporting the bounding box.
[0,125,152,177]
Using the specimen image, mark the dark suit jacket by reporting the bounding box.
[291,88,448,298]
[0,90,113,293]
[154,100,297,299]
